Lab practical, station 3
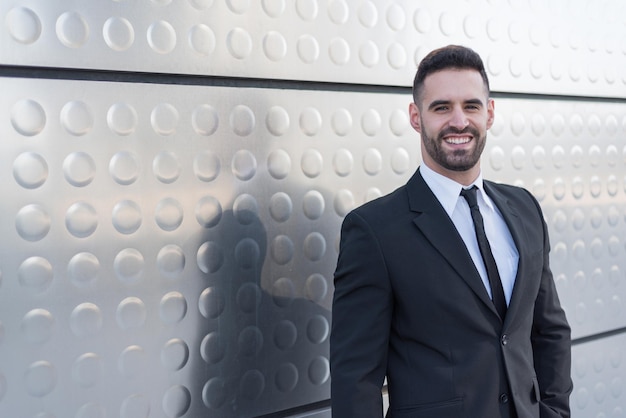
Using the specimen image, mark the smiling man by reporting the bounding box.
[330,45,572,418]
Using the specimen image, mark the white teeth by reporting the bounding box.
[445,136,471,144]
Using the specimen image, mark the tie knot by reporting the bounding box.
[460,185,479,208]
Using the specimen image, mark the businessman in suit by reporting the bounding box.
[330,45,572,418]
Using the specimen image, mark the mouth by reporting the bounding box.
[443,135,472,145]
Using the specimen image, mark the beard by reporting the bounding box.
[421,125,486,172]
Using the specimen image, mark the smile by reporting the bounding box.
[444,136,472,145]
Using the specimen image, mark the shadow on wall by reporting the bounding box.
[190,207,332,417]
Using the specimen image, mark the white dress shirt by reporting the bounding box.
[420,164,519,305]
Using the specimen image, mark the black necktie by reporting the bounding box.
[460,186,507,319]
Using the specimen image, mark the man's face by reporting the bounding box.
[409,69,494,183]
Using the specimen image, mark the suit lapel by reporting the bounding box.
[407,170,496,315]
[482,181,529,326]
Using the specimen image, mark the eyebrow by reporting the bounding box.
[427,98,485,110]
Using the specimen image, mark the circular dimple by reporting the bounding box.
[262,0,285,17]
[151,103,178,136]
[153,151,181,184]
[569,114,584,136]
[553,178,566,201]
[486,18,504,42]
[155,198,183,231]
[361,109,382,136]
[6,7,42,44]
[162,385,191,418]
[114,248,144,285]
[203,378,227,409]
[266,106,290,136]
[301,149,323,178]
[300,107,322,136]
[304,232,326,261]
[308,356,330,385]
[550,114,566,136]
[70,303,102,338]
[532,146,546,169]
[273,277,295,307]
[157,244,185,279]
[235,238,261,270]
[413,8,431,33]
[552,146,566,169]
[296,34,319,63]
[590,176,602,198]
[232,150,257,181]
[194,151,220,182]
[331,108,352,136]
[329,37,350,65]
[328,0,348,24]
[189,24,215,55]
[334,189,355,217]
[25,361,56,397]
[386,3,406,31]
[366,187,382,202]
[571,177,584,199]
[275,363,299,392]
[112,200,141,235]
[296,0,318,20]
[118,345,146,378]
[193,104,219,137]
[303,190,325,220]
[239,370,265,400]
[63,152,96,187]
[201,332,226,364]
[239,326,263,356]
[333,149,353,177]
[237,283,262,313]
[160,292,187,325]
[389,109,408,136]
[359,41,380,68]
[199,287,225,319]
[56,12,89,48]
[18,256,53,291]
[438,12,457,36]
[607,175,618,196]
[274,320,297,350]
[269,192,292,222]
[68,252,99,287]
[110,151,140,185]
[66,202,98,238]
[263,31,287,61]
[510,113,526,136]
[227,27,252,59]
[358,1,378,27]
[390,148,410,175]
[22,309,54,344]
[11,99,46,136]
[532,179,545,202]
[233,194,259,225]
[161,338,189,371]
[147,20,176,54]
[272,235,294,265]
[387,43,407,70]
[121,394,150,418]
[16,204,50,241]
[267,149,291,179]
[363,148,382,175]
[463,15,480,39]
[107,103,138,136]
[196,196,222,228]
[197,241,224,274]
[72,353,102,388]
[306,273,328,302]
[511,146,526,170]
[307,314,329,344]
[489,147,505,171]
[116,297,147,329]
[103,17,134,51]
[61,101,93,136]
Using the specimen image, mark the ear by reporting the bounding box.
[486,98,495,129]
[409,102,421,133]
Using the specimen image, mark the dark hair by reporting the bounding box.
[412,45,490,104]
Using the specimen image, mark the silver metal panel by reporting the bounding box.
[571,334,626,417]
[1,75,625,417]
[2,1,626,98]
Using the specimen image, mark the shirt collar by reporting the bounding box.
[420,163,495,217]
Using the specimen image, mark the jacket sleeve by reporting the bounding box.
[529,192,573,417]
[330,210,392,418]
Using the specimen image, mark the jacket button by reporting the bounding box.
[499,393,509,404]
[501,334,508,345]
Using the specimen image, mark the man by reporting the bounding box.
[330,45,572,418]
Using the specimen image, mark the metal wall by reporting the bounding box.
[1,1,625,417]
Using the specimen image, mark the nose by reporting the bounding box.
[449,107,469,130]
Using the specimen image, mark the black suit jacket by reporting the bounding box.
[330,168,572,418]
